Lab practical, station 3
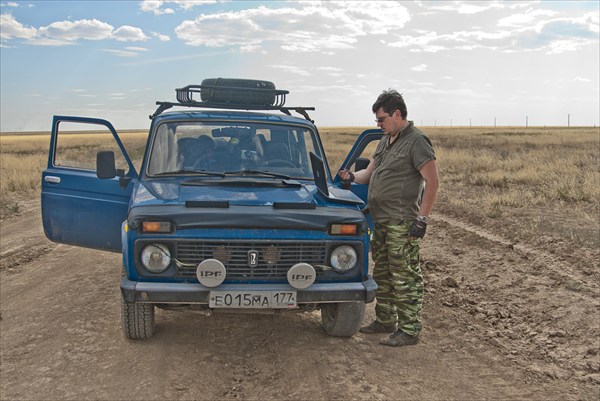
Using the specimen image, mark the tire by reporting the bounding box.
[321,302,366,337]
[121,294,155,340]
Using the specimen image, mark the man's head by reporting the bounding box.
[372,89,407,118]
[372,89,408,135]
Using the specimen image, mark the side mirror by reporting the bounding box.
[354,157,370,172]
[97,150,117,179]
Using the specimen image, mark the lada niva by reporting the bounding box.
[41,79,384,339]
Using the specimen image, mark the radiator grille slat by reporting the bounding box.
[175,241,327,281]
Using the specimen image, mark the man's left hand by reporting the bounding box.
[408,219,427,239]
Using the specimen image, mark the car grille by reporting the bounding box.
[174,240,327,281]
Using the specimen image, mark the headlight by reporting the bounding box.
[141,244,171,273]
[330,245,357,272]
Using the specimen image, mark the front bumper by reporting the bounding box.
[120,277,377,304]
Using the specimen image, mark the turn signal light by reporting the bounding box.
[142,221,172,233]
[329,224,358,235]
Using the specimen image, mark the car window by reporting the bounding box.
[146,122,319,179]
[54,121,129,173]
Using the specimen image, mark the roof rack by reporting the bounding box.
[150,78,315,121]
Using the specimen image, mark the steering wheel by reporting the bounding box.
[265,159,295,168]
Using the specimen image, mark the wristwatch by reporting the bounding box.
[416,215,428,223]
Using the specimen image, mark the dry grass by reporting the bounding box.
[2,126,599,248]
[321,125,600,248]
[0,130,147,215]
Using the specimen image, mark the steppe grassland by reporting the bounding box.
[0,130,147,205]
[2,126,599,246]
[321,126,599,247]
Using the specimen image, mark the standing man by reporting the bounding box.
[339,90,439,347]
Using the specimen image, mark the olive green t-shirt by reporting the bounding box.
[367,121,435,224]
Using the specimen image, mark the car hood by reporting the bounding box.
[128,178,366,231]
[131,179,318,207]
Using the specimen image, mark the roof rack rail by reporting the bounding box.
[149,78,315,121]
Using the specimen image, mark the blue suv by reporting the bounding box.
[41,79,383,339]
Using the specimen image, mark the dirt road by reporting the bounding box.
[1,200,598,400]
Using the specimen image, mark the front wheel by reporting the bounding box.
[321,302,366,337]
[121,294,155,340]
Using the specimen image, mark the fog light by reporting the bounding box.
[330,245,357,272]
[196,259,226,288]
[141,244,171,273]
[287,263,316,289]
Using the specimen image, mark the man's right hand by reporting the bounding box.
[338,169,354,183]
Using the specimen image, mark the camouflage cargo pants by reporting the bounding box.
[371,221,424,336]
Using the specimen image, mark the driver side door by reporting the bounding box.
[41,116,139,252]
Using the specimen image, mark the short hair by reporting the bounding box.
[372,89,407,119]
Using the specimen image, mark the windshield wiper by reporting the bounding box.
[154,170,226,177]
[225,169,291,179]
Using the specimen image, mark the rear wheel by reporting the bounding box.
[321,302,366,337]
[121,294,155,340]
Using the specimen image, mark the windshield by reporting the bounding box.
[147,121,321,179]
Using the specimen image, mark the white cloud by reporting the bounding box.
[0,13,37,39]
[140,0,216,15]
[174,2,411,52]
[239,43,262,53]
[38,19,114,41]
[102,48,141,57]
[387,29,512,53]
[555,77,592,83]
[386,5,598,55]
[271,64,311,77]
[112,25,149,42]
[25,37,75,46]
[545,38,591,54]
[411,64,428,72]
[125,46,148,52]
[498,8,558,28]
[2,15,149,45]
[417,0,536,15]
[151,32,170,41]
[140,1,174,15]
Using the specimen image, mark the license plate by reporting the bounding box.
[209,290,297,309]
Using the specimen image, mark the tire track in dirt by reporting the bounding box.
[434,213,598,294]
[424,213,600,387]
[0,200,57,272]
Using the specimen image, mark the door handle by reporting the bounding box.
[44,176,61,184]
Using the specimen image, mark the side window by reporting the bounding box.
[54,121,129,173]
[357,141,378,163]
[348,134,382,172]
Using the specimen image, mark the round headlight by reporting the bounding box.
[330,245,357,272]
[141,244,171,273]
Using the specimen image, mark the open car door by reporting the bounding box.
[41,116,138,252]
[333,129,383,232]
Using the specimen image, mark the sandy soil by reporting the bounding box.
[1,199,598,401]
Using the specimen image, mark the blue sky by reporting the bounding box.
[1,0,599,132]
